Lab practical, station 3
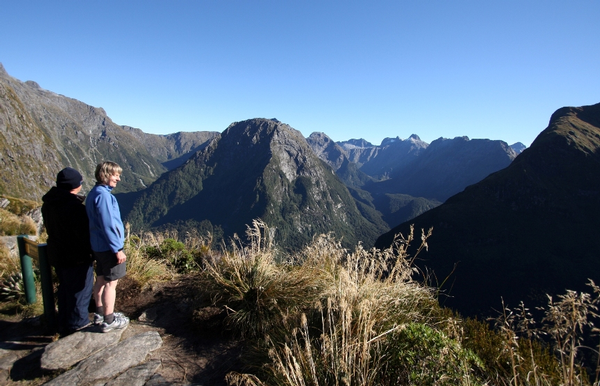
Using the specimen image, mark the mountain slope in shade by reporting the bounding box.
[366,136,518,202]
[308,131,518,230]
[123,118,387,251]
[375,102,600,317]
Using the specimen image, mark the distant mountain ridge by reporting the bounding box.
[337,134,428,178]
[375,102,600,317]
[366,136,518,202]
[307,131,519,229]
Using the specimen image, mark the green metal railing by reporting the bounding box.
[17,235,56,329]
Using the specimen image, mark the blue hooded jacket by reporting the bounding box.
[86,184,124,254]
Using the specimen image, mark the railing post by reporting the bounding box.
[17,235,37,304]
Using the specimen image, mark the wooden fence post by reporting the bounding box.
[16,236,36,304]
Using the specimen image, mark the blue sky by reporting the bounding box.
[2,1,598,147]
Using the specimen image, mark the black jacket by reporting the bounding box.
[41,187,93,268]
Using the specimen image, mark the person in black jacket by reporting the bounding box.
[41,167,94,335]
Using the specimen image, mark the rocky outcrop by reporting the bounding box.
[44,331,162,385]
[41,327,126,371]
[0,325,165,385]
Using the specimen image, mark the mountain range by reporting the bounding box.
[11,62,596,318]
[1,62,520,247]
[375,102,600,316]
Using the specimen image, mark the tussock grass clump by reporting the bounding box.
[483,282,600,386]
[207,223,484,385]
[250,229,482,386]
[0,239,19,279]
[124,233,173,289]
[201,220,324,339]
[205,221,600,386]
[0,195,39,216]
[0,195,39,236]
[0,208,37,236]
[123,225,214,288]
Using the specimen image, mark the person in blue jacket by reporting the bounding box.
[86,161,129,332]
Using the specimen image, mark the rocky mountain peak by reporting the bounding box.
[307,132,346,172]
[24,80,41,89]
[380,136,401,146]
[339,138,374,149]
[510,142,527,154]
[124,118,384,250]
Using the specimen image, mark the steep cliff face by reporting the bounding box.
[0,65,64,199]
[0,63,217,199]
[124,118,386,251]
[375,102,600,317]
[306,132,347,171]
[338,135,429,177]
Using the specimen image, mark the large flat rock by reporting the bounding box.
[44,331,162,386]
[41,327,125,371]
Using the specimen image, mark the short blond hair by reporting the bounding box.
[95,161,123,184]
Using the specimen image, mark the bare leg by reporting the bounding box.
[93,276,106,311]
[94,276,119,315]
[102,279,119,316]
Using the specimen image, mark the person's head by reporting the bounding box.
[56,167,83,193]
[95,161,123,188]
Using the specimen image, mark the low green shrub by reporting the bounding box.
[145,238,197,274]
[382,322,484,385]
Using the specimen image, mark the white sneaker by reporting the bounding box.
[94,312,125,326]
[100,313,129,333]
[93,313,103,325]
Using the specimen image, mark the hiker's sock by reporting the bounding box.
[104,313,115,324]
[97,306,104,316]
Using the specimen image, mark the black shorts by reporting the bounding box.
[93,250,126,281]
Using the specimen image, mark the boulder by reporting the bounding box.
[41,327,125,371]
[44,331,162,385]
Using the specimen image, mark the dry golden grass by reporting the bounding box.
[487,282,600,386]
[212,222,483,385]
[0,239,18,279]
[122,224,176,289]
[0,195,40,216]
[2,217,599,385]
[0,208,37,236]
[206,222,600,386]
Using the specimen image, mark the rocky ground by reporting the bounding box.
[0,274,245,385]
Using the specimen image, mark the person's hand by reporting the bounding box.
[116,250,127,264]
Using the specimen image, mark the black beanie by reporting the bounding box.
[56,167,83,190]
